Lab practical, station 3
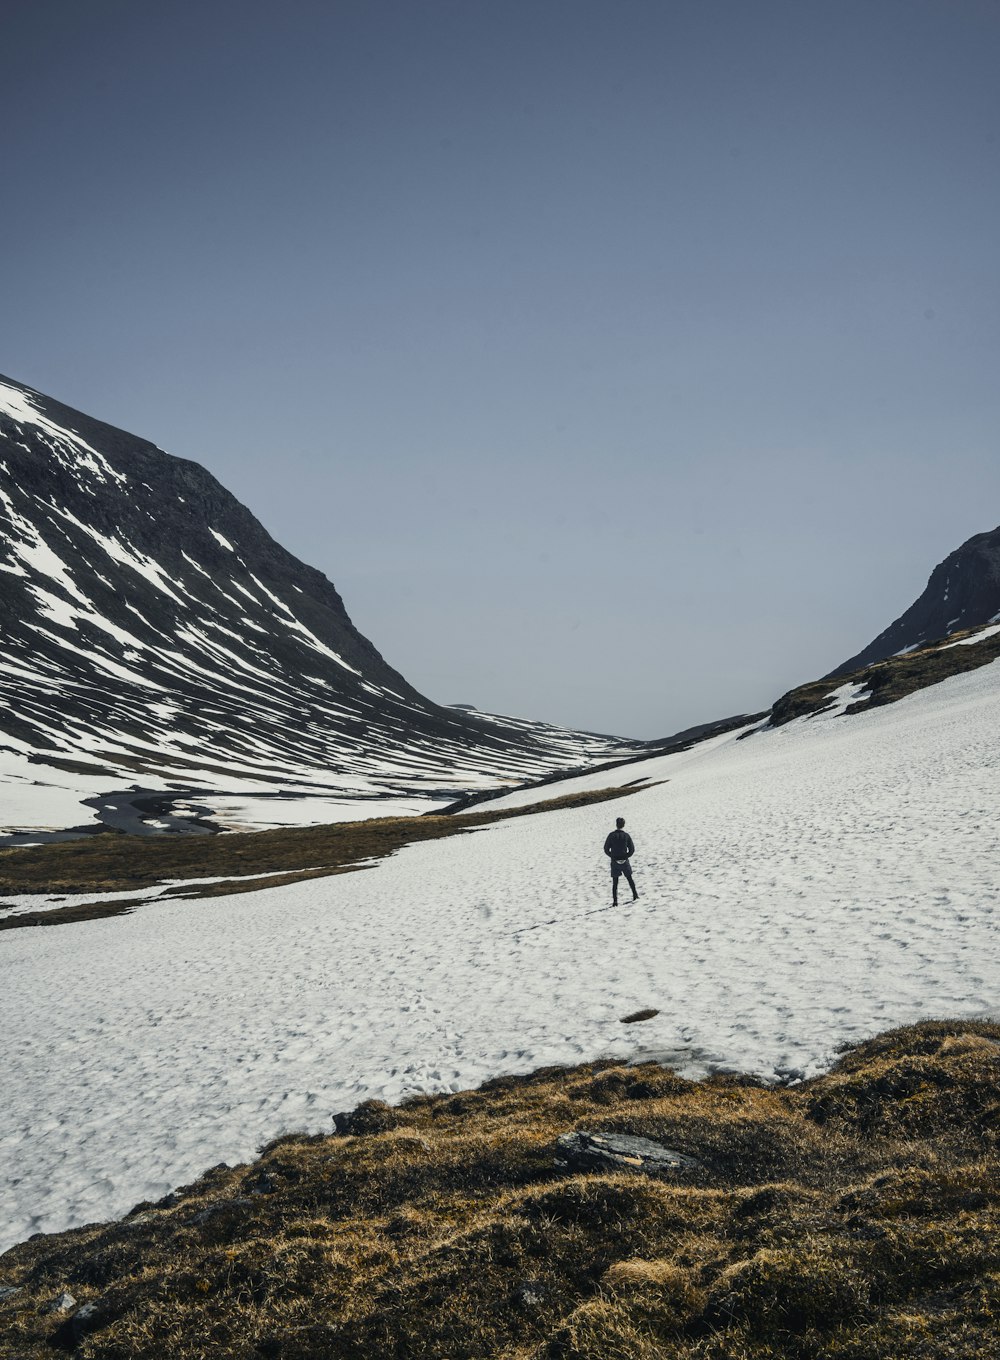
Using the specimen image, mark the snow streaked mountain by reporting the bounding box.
[830,523,1000,675]
[0,375,639,832]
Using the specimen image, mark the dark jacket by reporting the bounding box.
[604,829,635,862]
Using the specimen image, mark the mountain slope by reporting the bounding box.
[829,524,1000,675]
[3,1020,997,1360]
[0,375,638,830]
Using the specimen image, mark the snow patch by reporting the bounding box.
[939,623,1000,650]
[49,506,185,604]
[0,381,127,487]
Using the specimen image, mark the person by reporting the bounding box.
[604,816,638,905]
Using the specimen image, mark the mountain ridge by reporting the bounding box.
[0,374,639,834]
[828,523,1000,676]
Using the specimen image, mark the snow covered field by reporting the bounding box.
[2,661,999,1251]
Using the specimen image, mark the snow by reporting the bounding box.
[180,550,213,578]
[209,529,234,551]
[247,572,294,616]
[183,793,454,831]
[479,723,758,813]
[0,869,339,923]
[0,381,127,487]
[939,623,1000,649]
[2,660,1000,1249]
[51,509,186,605]
[813,680,869,717]
[27,584,79,630]
[26,626,168,691]
[0,748,111,835]
[273,608,362,675]
[0,486,91,605]
[230,579,260,604]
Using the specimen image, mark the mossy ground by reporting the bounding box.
[768,626,1000,727]
[0,783,652,929]
[2,1020,999,1358]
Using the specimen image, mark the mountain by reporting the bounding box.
[0,375,639,833]
[754,522,1000,729]
[829,524,1000,676]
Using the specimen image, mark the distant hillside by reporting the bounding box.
[768,622,1000,728]
[0,375,639,830]
[829,524,1000,676]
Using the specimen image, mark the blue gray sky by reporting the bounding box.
[4,1,999,737]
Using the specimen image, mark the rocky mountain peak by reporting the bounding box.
[0,374,637,831]
[829,524,1000,677]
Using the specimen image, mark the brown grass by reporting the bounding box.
[769,626,1000,727]
[0,783,654,928]
[1,1019,998,1358]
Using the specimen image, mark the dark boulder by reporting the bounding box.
[555,1130,698,1176]
[50,1299,111,1350]
[332,1099,405,1135]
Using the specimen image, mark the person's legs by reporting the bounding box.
[623,864,638,900]
[611,862,621,905]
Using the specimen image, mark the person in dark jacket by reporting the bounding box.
[604,816,638,905]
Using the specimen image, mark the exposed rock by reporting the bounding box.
[50,1299,109,1350]
[188,1197,253,1227]
[333,1099,404,1135]
[646,711,768,748]
[0,1283,22,1302]
[513,1278,547,1309]
[257,1323,342,1357]
[555,1130,699,1176]
[243,1170,279,1196]
[43,1291,77,1314]
[830,523,1000,675]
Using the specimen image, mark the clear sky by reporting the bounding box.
[4,0,999,738]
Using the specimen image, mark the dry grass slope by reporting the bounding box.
[769,626,1000,727]
[2,1020,999,1358]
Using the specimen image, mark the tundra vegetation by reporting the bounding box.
[768,625,1000,726]
[1,1020,998,1358]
